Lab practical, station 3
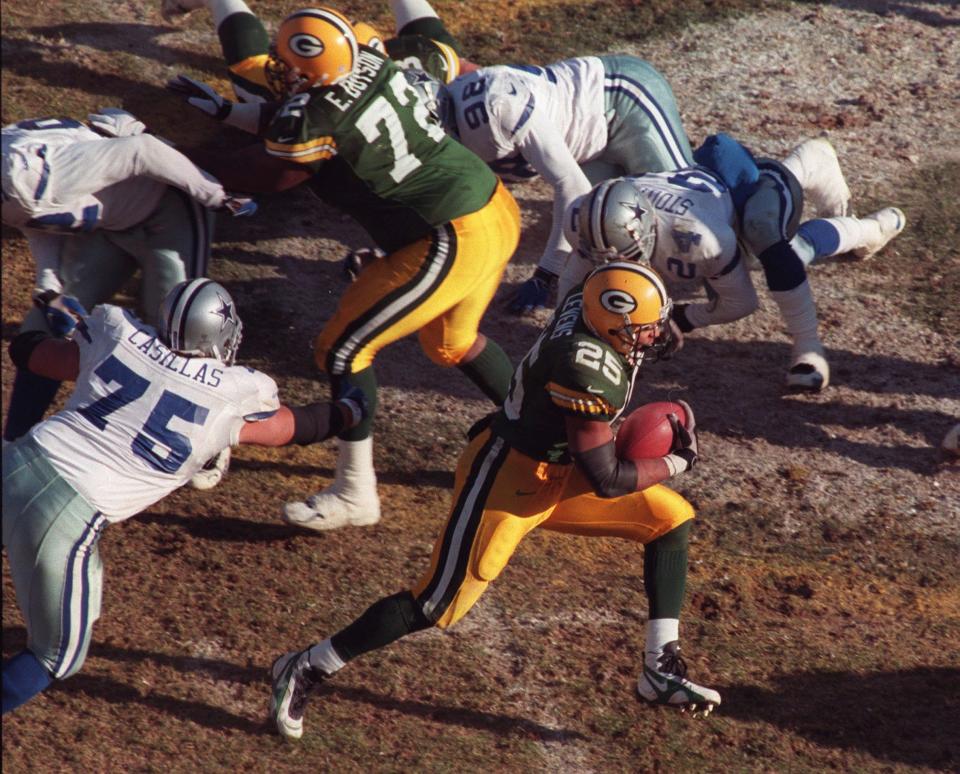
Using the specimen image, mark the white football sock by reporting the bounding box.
[645,618,679,654]
[770,279,821,353]
[307,639,346,676]
[391,0,439,30]
[334,436,376,495]
[209,0,253,28]
[781,138,850,217]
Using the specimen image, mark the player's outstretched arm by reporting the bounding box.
[238,387,367,447]
[182,143,311,194]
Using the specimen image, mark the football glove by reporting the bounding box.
[189,447,231,490]
[508,267,556,315]
[663,400,698,475]
[167,75,233,121]
[33,290,91,342]
[335,384,370,428]
[342,247,385,283]
[87,108,146,138]
[222,195,258,218]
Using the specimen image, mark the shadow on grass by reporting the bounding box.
[720,667,960,768]
[2,628,584,741]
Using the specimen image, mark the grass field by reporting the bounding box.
[3,1,959,772]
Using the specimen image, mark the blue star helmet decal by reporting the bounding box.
[212,292,237,331]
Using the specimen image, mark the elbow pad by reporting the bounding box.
[572,441,638,498]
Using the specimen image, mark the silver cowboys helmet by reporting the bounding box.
[576,178,657,265]
[158,279,243,365]
[402,68,454,133]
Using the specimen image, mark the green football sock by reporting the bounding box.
[644,521,691,620]
[457,337,514,405]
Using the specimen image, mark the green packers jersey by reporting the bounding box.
[492,290,635,463]
[263,48,497,253]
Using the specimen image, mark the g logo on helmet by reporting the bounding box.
[289,33,326,58]
[599,289,637,314]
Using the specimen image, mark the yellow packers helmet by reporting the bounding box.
[353,21,385,53]
[267,7,359,95]
[581,262,673,366]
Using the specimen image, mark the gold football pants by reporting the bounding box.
[315,181,520,375]
[411,429,695,629]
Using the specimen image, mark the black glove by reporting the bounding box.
[663,399,698,474]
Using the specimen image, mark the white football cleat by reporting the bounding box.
[786,346,830,392]
[160,0,206,22]
[282,485,381,531]
[637,641,721,715]
[269,650,326,740]
[189,447,230,490]
[852,207,906,260]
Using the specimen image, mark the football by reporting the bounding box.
[615,401,687,460]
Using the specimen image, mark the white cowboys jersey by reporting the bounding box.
[30,304,279,521]
[448,57,607,167]
[1,117,226,234]
[566,168,760,329]
[447,57,606,273]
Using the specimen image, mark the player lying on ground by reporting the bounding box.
[165,6,521,532]
[562,135,905,391]
[1,110,254,449]
[1,280,367,716]
[268,262,719,741]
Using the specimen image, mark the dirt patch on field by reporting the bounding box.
[2,1,959,772]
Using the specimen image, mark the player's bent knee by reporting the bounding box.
[643,484,695,537]
[418,329,472,368]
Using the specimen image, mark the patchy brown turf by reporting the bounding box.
[3,1,959,772]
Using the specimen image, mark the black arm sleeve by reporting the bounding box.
[289,402,344,445]
[571,440,639,499]
[9,330,52,371]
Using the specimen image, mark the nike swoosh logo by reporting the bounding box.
[646,671,670,693]
[586,386,604,394]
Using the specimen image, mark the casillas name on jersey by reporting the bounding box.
[31,305,279,522]
[493,290,632,463]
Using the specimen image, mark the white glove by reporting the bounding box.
[167,75,233,121]
[87,108,146,137]
[189,447,231,490]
